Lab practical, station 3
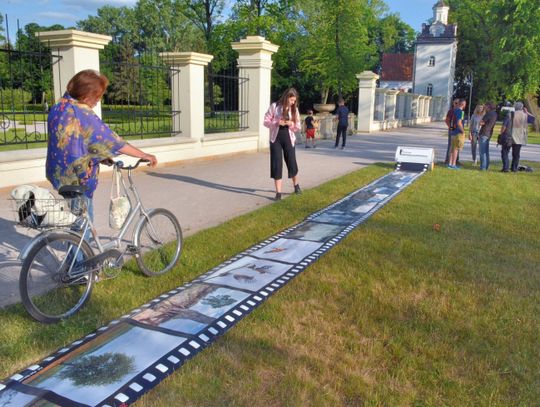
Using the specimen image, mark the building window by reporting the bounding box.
[427,84,433,96]
[428,56,436,67]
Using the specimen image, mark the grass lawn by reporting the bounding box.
[0,163,539,405]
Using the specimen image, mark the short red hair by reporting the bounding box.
[67,70,109,104]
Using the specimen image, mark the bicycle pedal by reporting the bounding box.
[126,244,139,255]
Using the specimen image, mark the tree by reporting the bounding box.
[231,0,275,36]
[449,0,540,130]
[105,40,141,104]
[0,15,6,44]
[77,1,201,53]
[0,15,9,88]
[58,352,135,386]
[11,23,65,103]
[179,0,226,114]
[370,13,416,73]
[77,6,137,45]
[299,0,377,103]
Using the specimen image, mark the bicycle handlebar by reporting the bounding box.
[102,158,150,171]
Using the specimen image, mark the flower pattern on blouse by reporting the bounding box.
[46,92,126,198]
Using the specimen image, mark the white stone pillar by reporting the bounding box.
[356,71,378,132]
[375,89,387,121]
[404,94,412,120]
[37,30,111,118]
[412,95,420,119]
[419,96,425,119]
[160,52,213,140]
[385,90,399,121]
[232,36,279,150]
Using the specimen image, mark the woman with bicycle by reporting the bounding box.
[18,70,181,323]
[46,69,157,219]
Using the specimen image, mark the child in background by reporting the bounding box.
[304,109,317,148]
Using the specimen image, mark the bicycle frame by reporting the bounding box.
[91,166,151,254]
[19,163,157,263]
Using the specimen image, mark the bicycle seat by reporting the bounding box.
[58,185,87,198]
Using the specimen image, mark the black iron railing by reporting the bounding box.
[0,17,60,150]
[205,68,249,134]
[100,48,180,140]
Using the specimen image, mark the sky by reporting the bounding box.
[1,0,435,42]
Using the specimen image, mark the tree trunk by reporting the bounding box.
[524,93,540,132]
[320,88,329,104]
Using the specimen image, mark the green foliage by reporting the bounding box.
[449,0,540,104]
[370,13,416,72]
[0,15,5,45]
[5,23,64,103]
[298,0,378,102]
[0,88,32,109]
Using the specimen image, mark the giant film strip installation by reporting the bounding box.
[0,167,426,407]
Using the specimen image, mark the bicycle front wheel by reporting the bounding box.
[135,208,183,277]
[19,232,95,323]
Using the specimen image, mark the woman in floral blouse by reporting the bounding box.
[46,70,157,219]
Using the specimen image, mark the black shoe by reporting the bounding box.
[500,169,509,173]
[294,184,302,194]
[305,145,310,148]
[275,193,282,200]
[341,146,345,150]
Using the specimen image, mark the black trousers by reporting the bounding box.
[335,124,347,147]
[511,144,522,171]
[502,144,521,171]
[270,126,298,180]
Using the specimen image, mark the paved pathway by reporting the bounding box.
[1,122,538,307]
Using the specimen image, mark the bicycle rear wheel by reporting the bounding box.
[134,208,182,276]
[19,232,95,323]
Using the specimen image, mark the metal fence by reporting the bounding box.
[0,17,59,150]
[100,46,180,140]
[205,67,248,134]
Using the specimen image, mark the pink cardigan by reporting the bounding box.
[263,102,301,146]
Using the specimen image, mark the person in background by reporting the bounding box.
[448,99,466,169]
[501,101,528,172]
[46,69,157,220]
[334,98,349,149]
[444,99,460,165]
[477,101,497,171]
[469,104,484,164]
[304,109,317,148]
[263,88,302,201]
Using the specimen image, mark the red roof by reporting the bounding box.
[381,54,414,81]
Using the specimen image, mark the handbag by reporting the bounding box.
[109,166,131,229]
[498,111,514,147]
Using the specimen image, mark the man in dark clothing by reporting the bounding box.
[335,99,349,149]
[444,99,459,164]
[478,101,497,170]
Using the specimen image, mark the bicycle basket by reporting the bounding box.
[10,186,83,229]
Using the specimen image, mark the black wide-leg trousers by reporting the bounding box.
[270,126,298,179]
